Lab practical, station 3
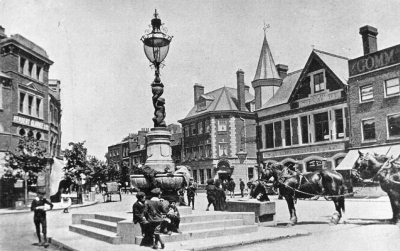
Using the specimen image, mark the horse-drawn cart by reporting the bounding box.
[102,182,122,202]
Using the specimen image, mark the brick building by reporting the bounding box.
[336,25,400,172]
[254,33,350,172]
[0,26,62,175]
[178,71,257,186]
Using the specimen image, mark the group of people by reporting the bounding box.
[132,188,182,249]
[205,179,228,211]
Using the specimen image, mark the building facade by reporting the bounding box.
[178,71,257,187]
[0,26,62,175]
[254,34,350,172]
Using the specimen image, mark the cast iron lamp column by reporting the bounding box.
[141,9,173,128]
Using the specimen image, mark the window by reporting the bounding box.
[198,121,203,134]
[184,126,189,137]
[36,66,42,81]
[36,98,41,117]
[19,57,26,74]
[19,128,26,136]
[335,109,344,139]
[250,103,255,112]
[218,142,228,157]
[314,72,325,93]
[193,170,198,183]
[205,144,211,158]
[265,123,274,148]
[314,112,329,142]
[248,167,254,180]
[284,119,291,146]
[360,84,373,102]
[218,120,227,131]
[307,160,322,172]
[274,121,282,147]
[191,124,197,135]
[205,120,211,133]
[291,118,299,145]
[362,118,376,141]
[388,114,400,138]
[197,100,206,111]
[19,92,25,112]
[385,78,400,97]
[199,145,204,158]
[28,95,33,115]
[199,169,205,185]
[28,61,34,77]
[207,169,211,180]
[301,116,309,144]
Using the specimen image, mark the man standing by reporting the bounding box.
[229,178,236,198]
[133,192,151,245]
[239,178,245,197]
[31,189,53,247]
[186,178,196,210]
[144,188,168,249]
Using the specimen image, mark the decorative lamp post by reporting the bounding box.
[141,9,173,128]
[236,149,248,164]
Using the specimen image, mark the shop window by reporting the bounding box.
[313,72,325,93]
[193,170,198,183]
[218,119,227,131]
[314,112,329,142]
[362,118,376,141]
[198,121,203,134]
[265,123,274,148]
[385,78,400,97]
[307,160,322,172]
[284,119,292,146]
[291,118,299,145]
[388,114,400,138]
[360,84,373,102]
[335,109,344,139]
[274,121,282,147]
[301,116,309,144]
[199,169,205,185]
[19,92,25,112]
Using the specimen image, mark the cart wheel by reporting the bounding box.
[119,193,122,201]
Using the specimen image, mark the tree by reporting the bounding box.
[63,141,89,204]
[5,136,48,207]
[118,161,130,188]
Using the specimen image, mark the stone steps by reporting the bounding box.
[179,218,244,231]
[134,224,258,244]
[81,219,117,232]
[69,224,121,244]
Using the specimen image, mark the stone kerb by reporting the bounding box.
[117,220,142,244]
[72,214,95,224]
[226,200,276,226]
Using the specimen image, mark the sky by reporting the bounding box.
[1,0,400,160]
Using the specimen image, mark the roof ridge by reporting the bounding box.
[286,69,303,76]
[313,49,349,60]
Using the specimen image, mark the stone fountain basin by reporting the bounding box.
[130,173,185,190]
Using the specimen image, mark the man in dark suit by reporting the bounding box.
[133,191,151,244]
[144,188,168,249]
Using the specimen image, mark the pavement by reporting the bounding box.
[0,192,395,251]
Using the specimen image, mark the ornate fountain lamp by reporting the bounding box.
[236,149,248,164]
[141,9,173,128]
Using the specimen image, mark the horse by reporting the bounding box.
[263,162,347,226]
[248,180,271,202]
[353,151,400,224]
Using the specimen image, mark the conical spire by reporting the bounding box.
[253,35,281,82]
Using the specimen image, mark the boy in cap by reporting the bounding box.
[133,192,152,245]
[186,178,196,210]
[144,188,168,249]
[31,189,53,247]
[166,199,182,234]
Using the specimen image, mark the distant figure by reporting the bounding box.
[205,179,216,211]
[31,189,53,247]
[215,180,227,211]
[178,189,187,206]
[60,194,72,213]
[239,178,245,197]
[186,178,196,210]
[229,178,236,198]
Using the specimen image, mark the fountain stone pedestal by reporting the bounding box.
[130,127,184,202]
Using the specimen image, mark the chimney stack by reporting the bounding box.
[0,26,7,40]
[236,69,246,111]
[244,85,250,92]
[193,83,204,104]
[276,64,289,79]
[359,25,378,55]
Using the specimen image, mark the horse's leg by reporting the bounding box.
[330,197,343,225]
[284,195,297,226]
[387,192,397,223]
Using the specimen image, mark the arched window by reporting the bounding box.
[36,132,42,140]
[19,128,26,136]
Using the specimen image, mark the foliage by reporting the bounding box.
[118,161,130,186]
[4,136,47,179]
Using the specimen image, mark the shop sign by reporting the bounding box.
[349,44,400,76]
[13,115,49,130]
[298,90,342,108]
[263,142,345,158]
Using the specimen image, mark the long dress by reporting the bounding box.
[215,187,227,211]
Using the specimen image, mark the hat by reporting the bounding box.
[169,199,176,203]
[37,189,46,195]
[150,188,161,196]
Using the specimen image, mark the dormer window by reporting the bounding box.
[197,100,206,111]
[308,70,326,94]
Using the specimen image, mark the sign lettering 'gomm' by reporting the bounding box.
[348,45,400,77]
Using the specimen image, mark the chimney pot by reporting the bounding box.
[276,64,289,79]
[359,25,378,55]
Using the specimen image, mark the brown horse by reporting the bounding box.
[262,162,347,226]
[353,151,400,224]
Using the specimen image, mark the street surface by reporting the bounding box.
[0,192,398,251]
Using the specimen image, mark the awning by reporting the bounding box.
[335,144,400,170]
